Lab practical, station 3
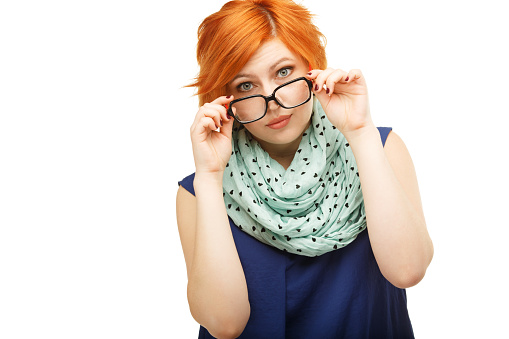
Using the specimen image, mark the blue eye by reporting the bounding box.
[238,82,253,92]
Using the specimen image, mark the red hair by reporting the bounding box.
[187,0,327,106]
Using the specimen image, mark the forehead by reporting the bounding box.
[238,38,302,72]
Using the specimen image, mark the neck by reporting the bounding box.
[253,133,303,170]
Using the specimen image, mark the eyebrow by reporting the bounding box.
[230,57,295,84]
[269,57,293,72]
[230,73,255,84]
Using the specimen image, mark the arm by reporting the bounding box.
[347,126,434,288]
[176,177,250,339]
[308,68,433,288]
[176,95,250,339]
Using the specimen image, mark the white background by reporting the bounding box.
[1,0,508,338]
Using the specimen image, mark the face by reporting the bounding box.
[226,38,313,152]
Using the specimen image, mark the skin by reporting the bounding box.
[226,39,314,168]
[176,38,434,338]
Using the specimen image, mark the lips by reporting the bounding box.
[267,115,291,126]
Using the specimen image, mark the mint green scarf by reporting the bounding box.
[223,97,367,257]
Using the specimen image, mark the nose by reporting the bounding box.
[267,98,280,111]
[261,88,279,110]
[261,82,280,112]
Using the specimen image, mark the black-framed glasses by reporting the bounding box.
[227,77,313,124]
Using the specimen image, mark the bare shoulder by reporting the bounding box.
[383,130,413,171]
[176,185,197,279]
[383,131,426,222]
[176,185,196,216]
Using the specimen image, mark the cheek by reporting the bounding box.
[242,100,313,136]
[297,100,314,120]
[242,121,265,138]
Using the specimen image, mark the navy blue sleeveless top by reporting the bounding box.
[179,127,414,338]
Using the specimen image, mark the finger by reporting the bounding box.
[204,116,219,132]
[306,69,323,81]
[201,107,223,130]
[219,111,234,138]
[312,80,332,111]
[193,116,218,136]
[198,99,233,128]
[191,106,220,131]
[211,95,235,106]
[211,95,235,122]
[313,68,336,94]
[191,116,215,142]
[325,69,349,96]
[193,96,235,126]
[345,69,363,83]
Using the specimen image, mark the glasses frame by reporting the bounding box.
[227,76,313,124]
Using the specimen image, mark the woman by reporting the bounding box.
[176,0,434,338]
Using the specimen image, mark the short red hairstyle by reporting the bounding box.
[187,0,327,106]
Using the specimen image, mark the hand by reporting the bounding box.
[190,96,235,176]
[307,68,375,139]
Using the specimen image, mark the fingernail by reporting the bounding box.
[345,77,349,81]
[307,72,312,75]
[326,88,330,94]
[226,95,231,99]
[314,84,319,91]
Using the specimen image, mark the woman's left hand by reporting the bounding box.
[307,68,374,139]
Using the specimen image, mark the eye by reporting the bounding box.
[237,82,253,92]
[277,67,293,77]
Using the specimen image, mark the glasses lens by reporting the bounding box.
[275,79,311,108]
[231,96,266,122]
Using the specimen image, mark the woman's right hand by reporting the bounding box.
[190,96,235,176]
